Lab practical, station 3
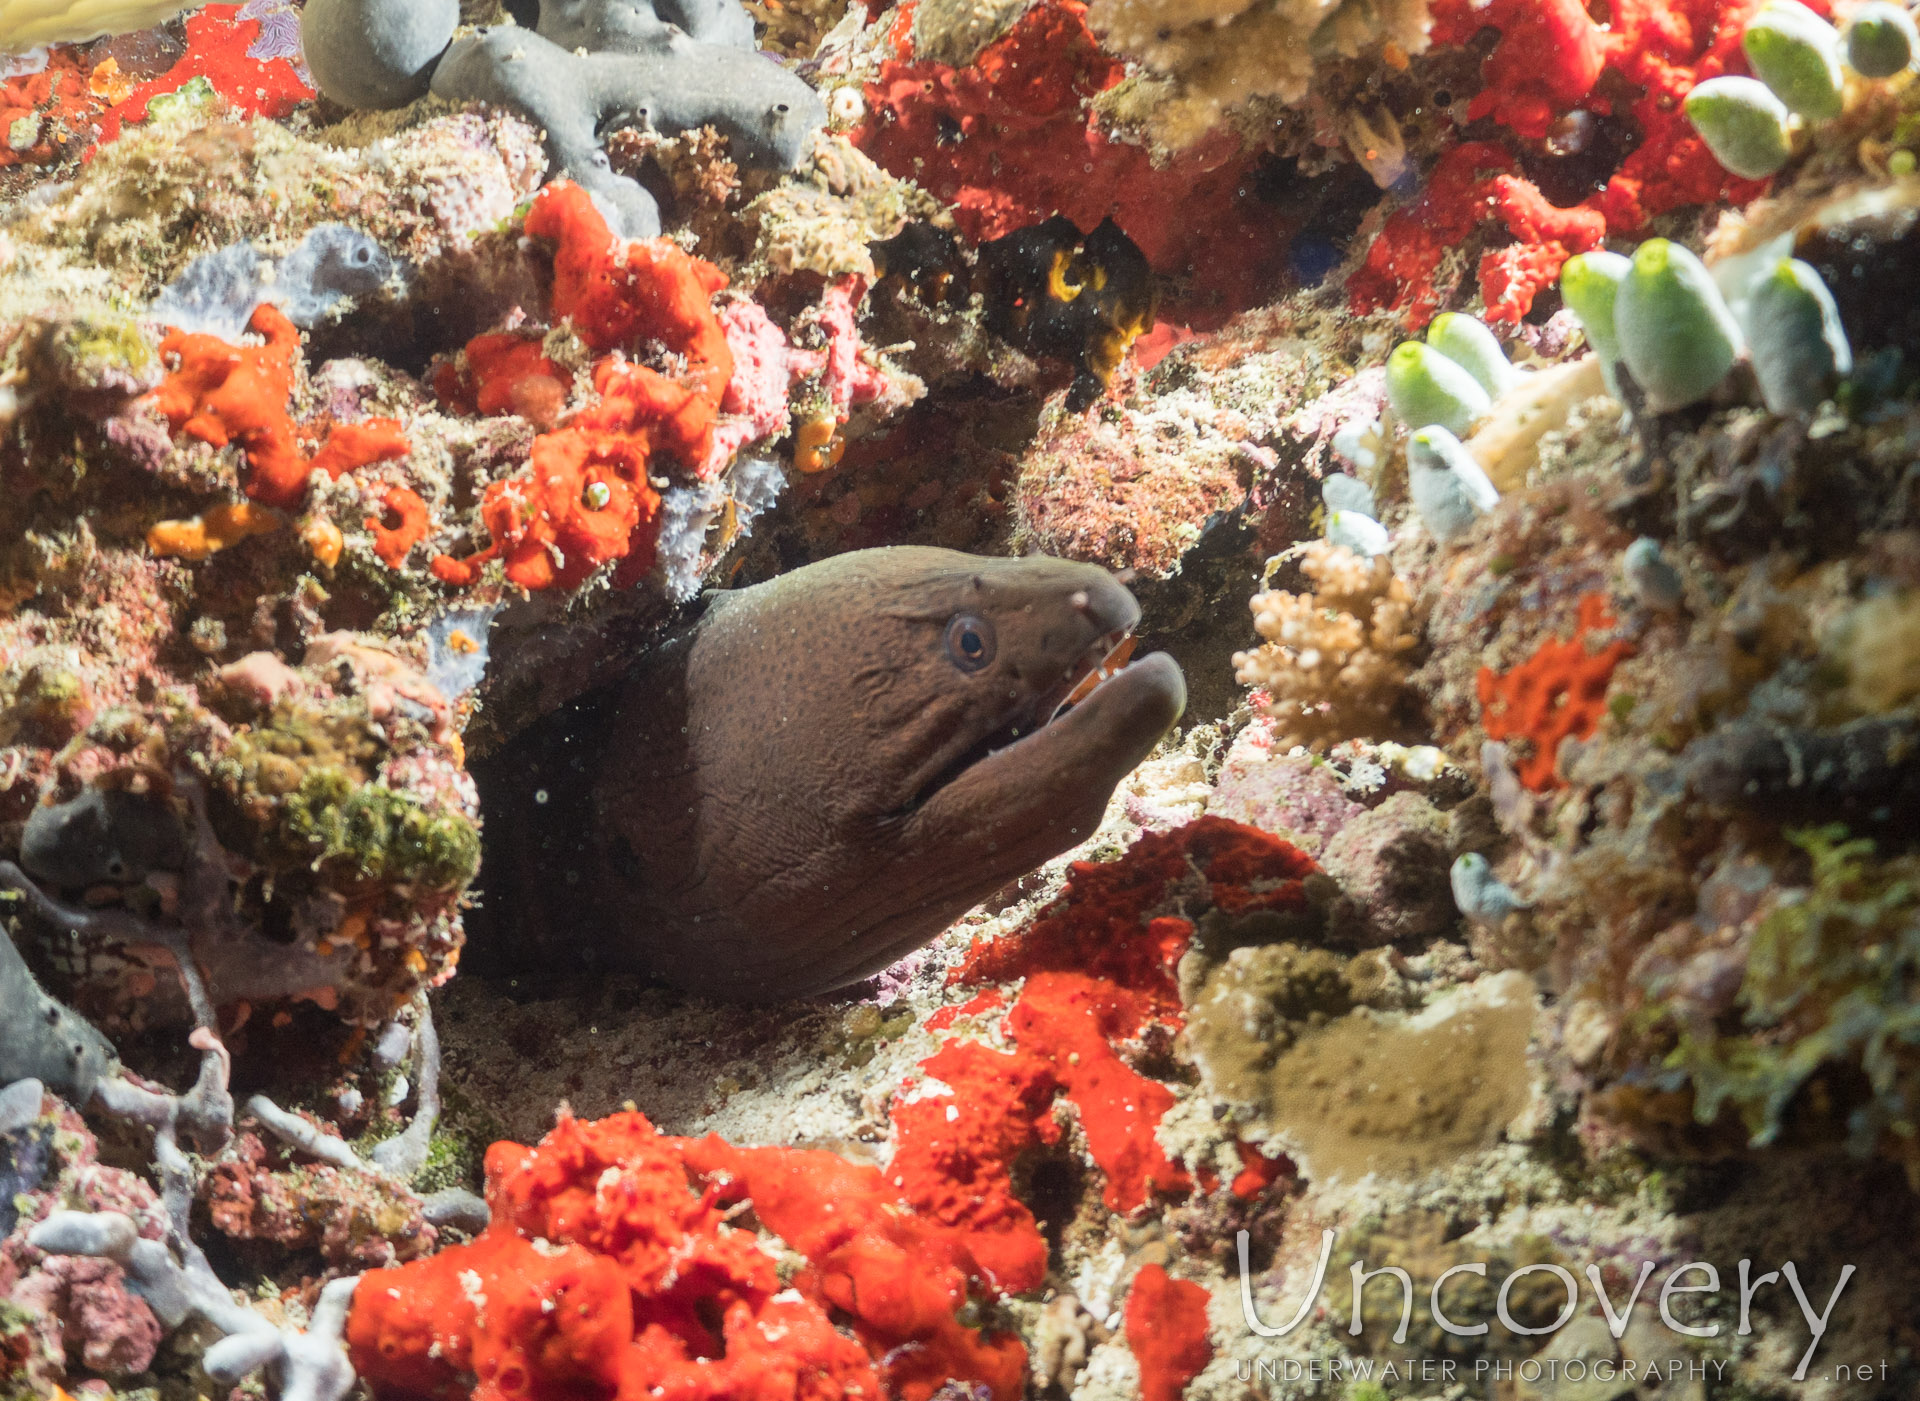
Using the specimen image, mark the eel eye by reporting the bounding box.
[944,613,995,673]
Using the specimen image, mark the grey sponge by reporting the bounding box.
[302,0,461,110]
[429,24,825,238]
[538,0,757,51]
[0,909,117,1105]
[301,0,826,239]
[21,787,187,889]
[150,224,398,340]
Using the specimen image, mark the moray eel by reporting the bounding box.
[471,546,1185,1000]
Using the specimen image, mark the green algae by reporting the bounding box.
[822,1001,916,1069]
[285,773,479,892]
[1667,826,1920,1166]
[0,661,88,745]
[216,699,478,892]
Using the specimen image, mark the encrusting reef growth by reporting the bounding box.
[7,0,1920,1397]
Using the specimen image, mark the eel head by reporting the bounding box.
[655,546,1185,997]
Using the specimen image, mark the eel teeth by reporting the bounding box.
[1055,631,1138,718]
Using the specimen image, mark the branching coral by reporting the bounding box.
[0,1085,170,1391]
[1233,541,1420,751]
[11,913,460,1399]
[33,1206,362,1401]
[9,910,384,1401]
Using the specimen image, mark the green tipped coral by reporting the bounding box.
[1685,75,1794,180]
[1668,828,1920,1171]
[1745,256,1853,414]
[1385,340,1491,437]
[1744,0,1846,120]
[1614,238,1744,412]
[1426,313,1519,398]
[1846,1,1916,77]
[1559,249,1632,395]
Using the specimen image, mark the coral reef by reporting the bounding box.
[1348,0,1834,327]
[1186,948,1536,1181]
[13,0,1920,1397]
[0,1088,167,1391]
[1085,0,1431,151]
[428,181,725,589]
[850,0,1283,314]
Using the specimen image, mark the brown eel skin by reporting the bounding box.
[467,546,1185,1000]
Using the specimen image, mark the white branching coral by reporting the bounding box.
[1233,540,1419,749]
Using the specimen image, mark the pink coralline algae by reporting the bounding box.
[789,278,894,420]
[0,1091,169,1392]
[704,299,798,473]
[701,276,894,476]
[207,1128,438,1270]
[1207,725,1365,857]
[1354,0,1826,325]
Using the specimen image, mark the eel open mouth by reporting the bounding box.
[1054,630,1139,718]
[969,623,1144,765]
[897,624,1146,817]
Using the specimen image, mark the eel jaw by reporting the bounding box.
[913,649,1187,849]
[897,625,1145,817]
[1053,630,1140,720]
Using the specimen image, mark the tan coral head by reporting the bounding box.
[0,0,202,52]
